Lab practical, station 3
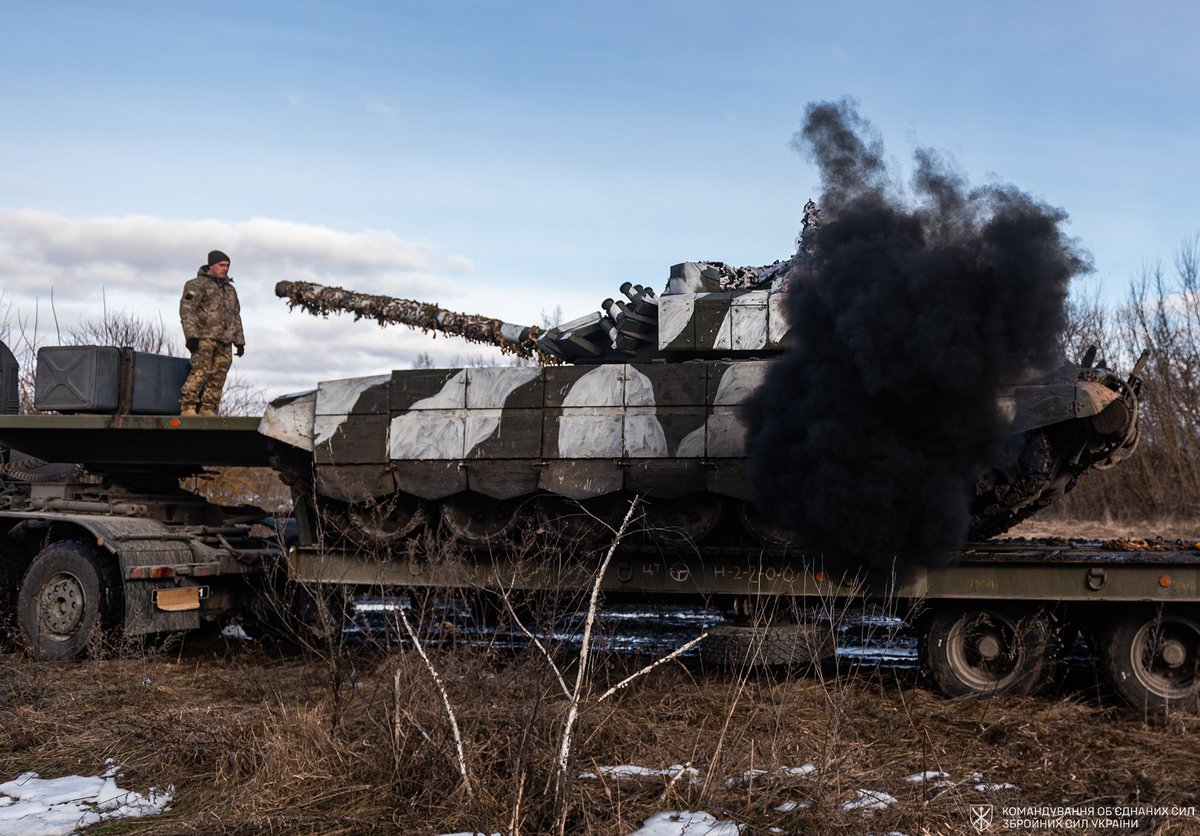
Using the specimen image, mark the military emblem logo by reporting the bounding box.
[970,804,994,832]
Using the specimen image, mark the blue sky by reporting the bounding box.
[1,1,1197,395]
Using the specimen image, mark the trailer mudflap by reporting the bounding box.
[125,580,201,636]
[154,586,204,612]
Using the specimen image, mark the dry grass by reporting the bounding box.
[1006,514,1200,542]
[3,634,1200,835]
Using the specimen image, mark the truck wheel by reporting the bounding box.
[702,622,835,670]
[923,606,1057,698]
[17,541,118,661]
[1102,608,1200,713]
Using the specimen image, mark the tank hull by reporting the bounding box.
[262,355,1139,543]
[273,360,762,505]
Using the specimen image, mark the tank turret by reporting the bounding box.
[262,264,1142,549]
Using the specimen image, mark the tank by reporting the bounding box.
[262,265,1143,547]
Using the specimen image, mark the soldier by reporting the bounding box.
[179,250,245,416]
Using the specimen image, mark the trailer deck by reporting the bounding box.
[0,414,270,470]
[287,538,1200,603]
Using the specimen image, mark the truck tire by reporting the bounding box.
[923,606,1057,698]
[17,541,118,661]
[1101,607,1200,713]
[702,622,835,670]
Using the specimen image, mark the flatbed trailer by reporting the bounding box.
[287,533,1200,713]
[289,537,1200,603]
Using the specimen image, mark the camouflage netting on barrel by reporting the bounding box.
[275,281,547,362]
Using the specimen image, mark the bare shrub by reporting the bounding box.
[70,307,179,355]
[1047,233,1200,525]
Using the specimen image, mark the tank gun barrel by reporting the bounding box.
[275,281,549,361]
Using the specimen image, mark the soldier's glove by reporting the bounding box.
[235,344,245,357]
[186,337,199,353]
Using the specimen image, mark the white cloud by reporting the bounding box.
[0,210,471,301]
[0,211,500,402]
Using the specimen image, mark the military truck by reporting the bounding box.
[0,340,284,660]
[261,265,1200,714]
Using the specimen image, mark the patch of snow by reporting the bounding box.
[842,789,897,812]
[773,800,812,813]
[0,760,172,835]
[579,764,700,783]
[973,783,1018,792]
[632,811,742,835]
[221,621,253,641]
[783,764,817,777]
[903,770,949,782]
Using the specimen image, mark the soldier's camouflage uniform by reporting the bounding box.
[179,266,244,415]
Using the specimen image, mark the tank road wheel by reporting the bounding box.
[17,541,119,661]
[923,606,1057,698]
[702,622,835,670]
[737,501,798,548]
[348,494,428,547]
[1102,608,1200,713]
[643,494,724,545]
[536,494,626,545]
[440,493,521,545]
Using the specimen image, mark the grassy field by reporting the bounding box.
[3,599,1200,835]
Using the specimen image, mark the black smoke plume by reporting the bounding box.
[748,99,1089,574]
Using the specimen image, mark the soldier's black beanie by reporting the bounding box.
[207,250,231,266]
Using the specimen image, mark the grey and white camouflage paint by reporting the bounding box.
[264,359,770,502]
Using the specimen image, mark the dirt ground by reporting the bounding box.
[2,624,1200,835]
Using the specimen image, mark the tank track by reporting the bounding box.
[304,485,1077,562]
